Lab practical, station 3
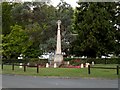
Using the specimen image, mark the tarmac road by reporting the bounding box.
[2,74,118,88]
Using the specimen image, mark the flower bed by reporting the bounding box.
[70,59,81,66]
[67,65,80,68]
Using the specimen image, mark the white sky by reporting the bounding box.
[21,0,79,8]
[51,0,79,8]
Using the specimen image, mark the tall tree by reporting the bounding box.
[24,22,43,58]
[73,2,119,58]
[2,1,75,58]
[2,2,14,35]
[11,2,32,28]
[114,2,120,56]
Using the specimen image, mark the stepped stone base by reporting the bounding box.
[49,54,63,67]
[54,54,63,66]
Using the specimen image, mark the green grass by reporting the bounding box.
[93,64,117,67]
[1,64,119,79]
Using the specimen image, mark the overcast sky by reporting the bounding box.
[51,0,79,8]
[21,0,79,8]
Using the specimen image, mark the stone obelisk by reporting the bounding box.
[54,20,63,66]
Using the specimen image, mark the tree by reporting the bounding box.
[11,2,32,28]
[32,2,57,43]
[11,2,57,42]
[11,2,57,56]
[2,1,75,58]
[46,38,56,52]
[2,2,14,35]
[73,2,118,58]
[2,25,32,59]
[24,22,43,58]
[114,2,120,56]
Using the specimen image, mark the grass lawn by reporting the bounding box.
[1,64,119,79]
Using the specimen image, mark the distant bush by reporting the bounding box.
[27,58,48,66]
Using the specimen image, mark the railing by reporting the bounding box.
[1,63,39,73]
[88,65,119,75]
[2,63,120,75]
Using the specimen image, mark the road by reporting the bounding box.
[2,74,118,88]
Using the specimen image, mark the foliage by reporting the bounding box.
[72,2,119,57]
[2,2,15,35]
[45,38,56,52]
[11,2,32,27]
[24,22,43,58]
[2,1,75,59]
[2,25,32,59]
[28,58,48,66]
[114,2,120,56]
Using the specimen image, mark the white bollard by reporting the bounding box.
[46,63,49,68]
[27,63,30,66]
[85,63,88,68]
[86,63,90,68]
[19,63,23,68]
[81,64,84,68]
[67,61,70,65]
[54,63,57,68]
[85,63,87,68]
[92,61,94,65]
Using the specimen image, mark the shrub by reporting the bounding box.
[70,59,81,66]
[64,58,74,61]
[28,58,48,66]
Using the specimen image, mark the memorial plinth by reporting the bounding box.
[54,20,63,66]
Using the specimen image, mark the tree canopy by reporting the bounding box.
[72,2,120,58]
[2,1,120,59]
[2,1,74,59]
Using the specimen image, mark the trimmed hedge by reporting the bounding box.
[64,58,120,64]
[28,58,48,66]
[2,59,28,64]
[2,58,48,65]
[2,58,119,65]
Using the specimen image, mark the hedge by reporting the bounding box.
[28,58,48,66]
[2,58,48,65]
[2,59,28,64]
[64,58,120,64]
[2,58,119,65]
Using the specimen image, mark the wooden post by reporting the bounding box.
[12,63,14,70]
[117,65,119,75]
[88,65,90,74]
[105,58,106,64]
[24,64,26,72]
[37,64,39,73]
[2,63,3,70]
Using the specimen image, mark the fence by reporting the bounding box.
[2,63,120,75]
[88,65,120,75]
[2,63,40,73]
